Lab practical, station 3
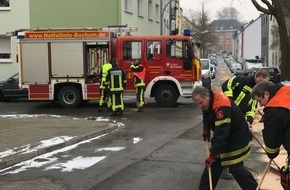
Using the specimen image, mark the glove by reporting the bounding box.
[279,166,289,189]
[205,154,216,169]
[202,129,211,142]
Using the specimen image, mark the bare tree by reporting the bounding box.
[189,3,216,58]
[216,7,242,20]
[251,0,290,80]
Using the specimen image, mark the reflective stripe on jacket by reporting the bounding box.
[221,75,257,124]
[130,64,146,87]
[106,68,127,93]
[204,91,251,166]
[263,85,290,159]
[100,63,112,89]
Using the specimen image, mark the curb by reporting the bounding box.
[0,123,119,170]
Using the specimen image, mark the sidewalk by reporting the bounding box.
[0,114,119,170]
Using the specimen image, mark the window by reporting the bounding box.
[0,0,9,7]
[147,41,161,61]
[166,40,182,59]
[123,41,142,60]
[148,0,153,21]
[0,0,9,10]
[0,36,11,62]
[155,4,160,22]
[124,0,132,13]
[137,0,143,16]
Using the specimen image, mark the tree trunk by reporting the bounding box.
[251,0,290,80]
[274,1,290,80]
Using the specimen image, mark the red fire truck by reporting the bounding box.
[16,28,202,108]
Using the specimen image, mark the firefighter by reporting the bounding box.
[130,59,146,112]
[98,60,112,112]
[221,69,270,179]
[105,58,127,116]
[192,86,258,190]
[222,69,270,126]
[252,81,290,190]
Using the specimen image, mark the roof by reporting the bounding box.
[210,19,242,31]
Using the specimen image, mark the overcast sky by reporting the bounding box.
[180,0,262,23]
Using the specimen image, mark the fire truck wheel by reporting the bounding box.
[58,86,81,108]
[154,84,179,107]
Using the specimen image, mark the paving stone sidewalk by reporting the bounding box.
[0,115,118,170]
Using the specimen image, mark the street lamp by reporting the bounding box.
[160,0,177,35]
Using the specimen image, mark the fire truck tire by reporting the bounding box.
[58,86,81,108]
[154,84,179,107]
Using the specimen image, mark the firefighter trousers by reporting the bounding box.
[136,86,145,108]
[110,92,124,112]
[99,87,111,108]
[198,160,257,190]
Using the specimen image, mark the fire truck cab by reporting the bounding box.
[16,28,201,108]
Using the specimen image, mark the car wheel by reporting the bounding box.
[58,86,82,108]
[154,84,179,107]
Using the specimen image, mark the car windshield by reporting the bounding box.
[10,73,19,80]
[232,63,241,69]
[201,60,209,69]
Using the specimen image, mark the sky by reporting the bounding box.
[180,0,262,23]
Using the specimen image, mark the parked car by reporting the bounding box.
[253,67,281,84]
[210,63,216,79]
[210,58,217,66]
[230,62,242,73]
[242,59,263,73]
[200,58,211,89]
[0,73,28,101]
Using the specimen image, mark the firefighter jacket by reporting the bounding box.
[203,90,251,166]
[222,75,257,124]
[262,84,290,159]
[99,62,112,89]
[105,67,127,94]
[130,64,146,87]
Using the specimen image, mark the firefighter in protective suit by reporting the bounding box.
[192,86,258,190]
[98,61,112,112]
[252,81,290,190]
[221,69,270,179]
[105,58,127,116]
[222,69,270,125]
[130,59,146,112]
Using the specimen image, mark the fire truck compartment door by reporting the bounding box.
[21,42,49,84]
[51,42,83,77]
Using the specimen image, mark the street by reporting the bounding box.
[0,61,242,190]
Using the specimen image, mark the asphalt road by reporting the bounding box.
[0,60,236,190]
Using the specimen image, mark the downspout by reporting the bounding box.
[160,0,163,35]
[117,0,121,25]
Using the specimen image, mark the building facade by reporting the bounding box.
[1,0,182,80]
[261,14,281,68]
[210,19,242,55]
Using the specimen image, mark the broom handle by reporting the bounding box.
[206,140,213,190]
[256,159,272,190]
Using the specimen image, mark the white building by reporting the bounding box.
[242,16,262,61]
[0,0,30,80]
[261,14,281,68]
